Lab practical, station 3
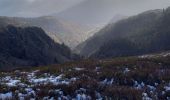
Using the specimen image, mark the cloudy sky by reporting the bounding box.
[57,0,170,25]
[0,0,170,24]
[0,0,84,17]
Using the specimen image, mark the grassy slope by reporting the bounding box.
[1,53,170,99]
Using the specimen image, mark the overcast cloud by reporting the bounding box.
[56,0,170,25]
[0,0,84,17]
[0,0,170,19]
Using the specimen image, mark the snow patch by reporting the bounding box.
[0,92,13,100]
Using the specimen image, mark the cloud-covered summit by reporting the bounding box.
[56,0,170,25]
[0,0,170,24]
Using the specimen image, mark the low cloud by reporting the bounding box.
[0,0,84,17]
[0,0,170,19]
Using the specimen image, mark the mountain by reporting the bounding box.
[55,0,119,26]
[74,15,126,54]
[78,7,170,58]
[73,25,102,54]
[0,25,73,68]
[0,16,94,49]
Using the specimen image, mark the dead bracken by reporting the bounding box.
[0,55,170,100]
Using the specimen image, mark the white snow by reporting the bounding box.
[0,70,79,100]
[164,86,170,91]
[76,94,81,100]
[76,93,89,100]
[164,83,170,92]
[25,88,36,97]
[101,78,108,84]
[123,68,130,73]
[147,85,156,91]
[74,68,85,71]
[0,68,168,100]
[134,81,145,89]
[6,79,20,86]
[0,92,13,100]
[1,76,21,86]
[101,78,114,85]
[29,74,71,85]
[95,92,102,99]
[95,67,100,71]
[142,92,152,100]
[162,53,170,57]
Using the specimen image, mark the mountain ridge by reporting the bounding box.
[77,8,170,58]
[0,16,96,49]
[0,25,73,68]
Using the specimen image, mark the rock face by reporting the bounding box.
[78,8,170,58]
[0,25,72,68]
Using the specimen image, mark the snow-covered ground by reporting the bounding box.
[138,51,170,58]
[0,56,170,99]
[0,70,79,100]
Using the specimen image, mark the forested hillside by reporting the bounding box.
[0,16,94,49]
[0,25,73,68]
[78,8,170,58]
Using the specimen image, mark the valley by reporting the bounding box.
[0,16,102,49]
[1,0,170,100]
